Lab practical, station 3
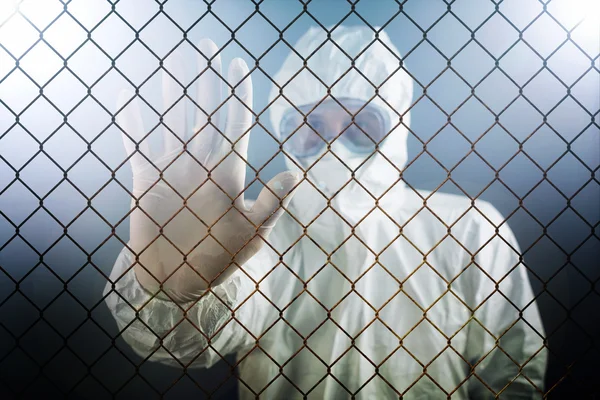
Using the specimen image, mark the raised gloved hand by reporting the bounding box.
[116,39,300,303]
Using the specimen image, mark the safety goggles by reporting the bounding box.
[279,98,390,158]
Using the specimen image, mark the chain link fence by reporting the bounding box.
[0,0,598,398]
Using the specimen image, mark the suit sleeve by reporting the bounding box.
[103,246,277,368]
[463,203,547,399]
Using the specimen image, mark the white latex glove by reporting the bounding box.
[116,39,300,303]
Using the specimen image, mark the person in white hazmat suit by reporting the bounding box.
[105,26,547,399]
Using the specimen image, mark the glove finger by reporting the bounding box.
[191,38,223,163]
[117,90,151,175]
[215,58,253,205]
[247,171,301,234]
[225,58,252,157]
[162,50,186,154]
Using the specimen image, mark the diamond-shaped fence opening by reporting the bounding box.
[0,0,598,399]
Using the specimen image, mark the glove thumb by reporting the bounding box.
[248,170,301,233]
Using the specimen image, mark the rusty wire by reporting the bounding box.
[0,0,598,398]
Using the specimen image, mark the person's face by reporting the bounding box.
[278,98,391,194]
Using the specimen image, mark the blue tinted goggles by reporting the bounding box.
[279,99,390,158]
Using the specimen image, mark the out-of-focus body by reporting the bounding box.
[105,26,547,399]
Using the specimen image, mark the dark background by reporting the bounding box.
[0,0,598,398]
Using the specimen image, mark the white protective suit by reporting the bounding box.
[105,26,547,399]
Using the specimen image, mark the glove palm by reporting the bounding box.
[116,39,299,303]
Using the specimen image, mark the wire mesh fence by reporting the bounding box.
[0,0,598,398]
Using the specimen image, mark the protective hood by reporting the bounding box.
[268,26,414,222]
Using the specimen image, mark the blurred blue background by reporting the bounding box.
[0,0,598,398]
